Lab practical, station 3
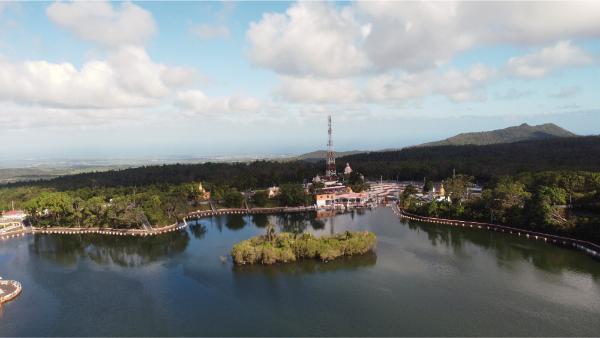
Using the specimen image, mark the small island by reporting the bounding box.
[231,227,377,265]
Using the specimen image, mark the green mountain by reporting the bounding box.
[420,123,577,147]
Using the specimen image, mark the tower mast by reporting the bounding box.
[326,115,336,179]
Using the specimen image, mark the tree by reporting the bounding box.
[402,184,418,197]
[265,222,276,243]
[309,181,325,194]
[443,174,474,204]
[348,172,368,192]
[401,184,418,209]
[224,190,244,208]
[482,177,531,223]
[252,190,269,207]
[423,179,433,194]
[24,192,74,226]
[279,184,309,206]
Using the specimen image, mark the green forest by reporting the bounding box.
[343,136,600,181]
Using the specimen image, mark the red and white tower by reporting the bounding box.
[325,115,336,179]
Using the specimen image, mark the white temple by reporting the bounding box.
[344,163,353,175]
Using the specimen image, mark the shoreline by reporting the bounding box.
[5,204,598,262]
[0,205,317,241]
[393,204,600,260]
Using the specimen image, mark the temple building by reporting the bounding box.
[198,183,211,200]
[344,163,353,175]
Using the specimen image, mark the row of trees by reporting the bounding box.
[3,181,314,229]
[401,171,600,243]
[20,184,195,228]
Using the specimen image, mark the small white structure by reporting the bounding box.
[344,163,353,175]
[0,210,25,222]
[267,186,281,199]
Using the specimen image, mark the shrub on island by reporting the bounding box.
[231,230,377,265]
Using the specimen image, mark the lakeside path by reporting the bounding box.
[392,204,600,260]
[0,205,316,241]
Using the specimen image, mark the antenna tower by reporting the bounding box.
[326,115,336,178]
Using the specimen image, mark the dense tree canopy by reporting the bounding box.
[403,171,600,243]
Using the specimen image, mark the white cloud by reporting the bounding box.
[437,64,497,102]
[365,64,496,103]
[275,76,360,104]
[359,1,600,72]
[175,90,262,116]
[191,24,230,40]
[247,1,370,77]
[507,41,594,78]
[549,86,581,98]
[47,1,155,47]
[275,64,496,105]
[358,1,472,72]
[496,88,533,101]
[0,46,195,109]
[249,1,600,76]
[0,101,160,130]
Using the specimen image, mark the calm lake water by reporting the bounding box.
[1,207,599,336]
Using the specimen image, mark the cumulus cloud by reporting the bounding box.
[358,1,472,71]
[249,1,600,76]
[365,64,496,103]
[275,76,360,104]
[176,90,262,116]
[0,46,195,109]
[247,1,370,77]
[275,64,496,104]
[359,1,600,72]
[47,1,155,47]
[507,41,594,78]
[191,24,230,40]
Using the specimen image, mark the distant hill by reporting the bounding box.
[340,135,600,181]
[420,123,577,147]
[297,150,364,162]
[5,135,599,190]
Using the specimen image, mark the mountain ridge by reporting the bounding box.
[419,123,577,147]
[296,123,577,161]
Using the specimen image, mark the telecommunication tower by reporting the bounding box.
[326,115,336,178]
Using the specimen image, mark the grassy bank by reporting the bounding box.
[231,231,377,265]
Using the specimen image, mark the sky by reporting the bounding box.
[0,1,599,161]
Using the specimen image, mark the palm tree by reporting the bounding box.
[265,222,276,243]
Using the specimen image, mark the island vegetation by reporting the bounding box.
[231,225,377,265]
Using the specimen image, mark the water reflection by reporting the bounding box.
[276,212,325,233]
[232,252,377,276]
[188,222,207,239]
[405,220,600,279]
[251,214,269,228]
[225,215,246,231]
[28,230,190,268]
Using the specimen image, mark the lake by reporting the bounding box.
[1,207,599,336]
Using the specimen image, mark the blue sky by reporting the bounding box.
[0,1,599,161]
